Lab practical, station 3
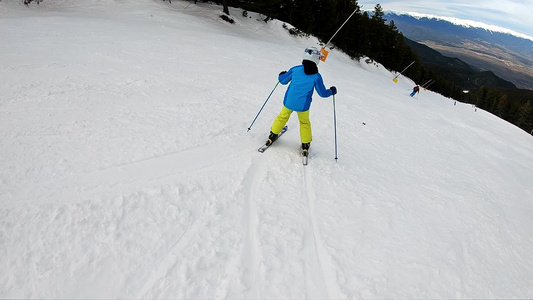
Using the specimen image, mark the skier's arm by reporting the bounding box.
[315,74,333,97]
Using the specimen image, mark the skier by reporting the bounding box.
[265,47,337,155]
[410,85,420,97]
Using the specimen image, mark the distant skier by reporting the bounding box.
[410,85,420,97]
[265,47,337,155]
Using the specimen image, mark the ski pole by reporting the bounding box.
[333,94,338,161]
[247,81,279,131]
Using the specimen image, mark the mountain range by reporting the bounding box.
[384,12,533,90]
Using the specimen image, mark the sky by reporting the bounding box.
[358,0,533,40]
[1,0,533,298]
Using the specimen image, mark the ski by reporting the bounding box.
[258,126,288,153]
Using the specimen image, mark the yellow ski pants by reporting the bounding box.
[271,106,312,143]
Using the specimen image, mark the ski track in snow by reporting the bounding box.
[301,165,328,298]
[239,144,343,298]
[302,164,342,299]
[241,155,266,298]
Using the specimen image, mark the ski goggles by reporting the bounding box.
[305,48,325,59]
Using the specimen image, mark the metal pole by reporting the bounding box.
[333,94,338,161]
[422,79,434,88]
[247,81,279,131]
[324,9,358,48]
[394,60,415,79]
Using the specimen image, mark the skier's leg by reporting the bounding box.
[271,106,293,134]
[297,110,312,144]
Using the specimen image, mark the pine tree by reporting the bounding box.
[370,4,385,24]
[353,11,371,59]
[476,87,489,110]
[517,100,533,133]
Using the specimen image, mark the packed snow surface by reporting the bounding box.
[1,0,532,298]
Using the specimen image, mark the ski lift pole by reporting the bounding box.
[319,8,358,62]
[247,81,279,131]
[422,79,434,88]
[393,60,415,83]
[324,8,358,48]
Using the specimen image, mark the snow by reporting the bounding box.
[1,0,533,298]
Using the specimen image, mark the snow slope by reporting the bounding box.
[1,0,532,298]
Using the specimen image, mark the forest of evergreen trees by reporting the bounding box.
[198,0,533,135]
[472,88,533,134]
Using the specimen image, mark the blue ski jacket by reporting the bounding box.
[278,64,333,112]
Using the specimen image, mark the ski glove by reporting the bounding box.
[330,86,337,95]
[279,71,287,76]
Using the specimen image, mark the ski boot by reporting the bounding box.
[301,142,310,157]
[266,131,279,146]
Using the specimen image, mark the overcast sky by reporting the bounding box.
[358,0,533,39]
